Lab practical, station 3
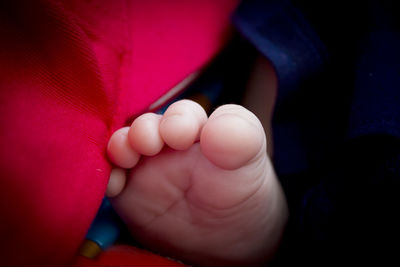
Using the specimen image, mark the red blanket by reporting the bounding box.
[0,0,237,265]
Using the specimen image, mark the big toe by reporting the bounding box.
[200,104,266,170]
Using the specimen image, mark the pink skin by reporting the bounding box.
[107,99,288,266]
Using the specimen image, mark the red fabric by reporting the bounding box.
[74,245,185,267]
[0,0,238,266]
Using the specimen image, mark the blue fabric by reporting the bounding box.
[349,30,400,139]
[233,0,400,264]
[85,198,121,250]
[233,0,327,104]
[233,0,331,175]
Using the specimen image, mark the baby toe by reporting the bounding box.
[106,168,126,198]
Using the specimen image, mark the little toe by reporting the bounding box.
[106,168,126,198]
[107,127,141,168]
[200,104,266,170]
[128,113,164,156]
[160,99,207,150]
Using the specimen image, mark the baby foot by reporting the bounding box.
[107,100,287,266]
